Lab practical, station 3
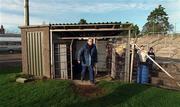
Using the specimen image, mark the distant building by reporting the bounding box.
[0,33,21,37]
[0,33,21,53]
[0,25,5,34]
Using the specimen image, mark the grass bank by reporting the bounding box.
[0,68,180,107]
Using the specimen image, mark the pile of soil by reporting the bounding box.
[73,84,106,98]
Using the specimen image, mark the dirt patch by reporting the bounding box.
[73,84,106,98]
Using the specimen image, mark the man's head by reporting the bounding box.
[87,38,93,46]
[140,45,145,50]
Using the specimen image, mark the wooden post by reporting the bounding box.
[111,47,116,78]
[94,38,98,76]
[124,30,131,82]
[70,39,74,80]
[130,41,135,83]
[50,31,55,79]
[24,0,29,26]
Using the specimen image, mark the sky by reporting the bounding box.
[0,0,180,33]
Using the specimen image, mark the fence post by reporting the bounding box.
[124,30,131,82]
[130,41,135,83]
[111,47,116,79]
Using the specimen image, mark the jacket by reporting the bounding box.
[78,43,97,66]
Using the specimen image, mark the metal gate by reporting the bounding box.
[54,44,68,79]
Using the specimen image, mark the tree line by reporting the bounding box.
[79,5,174,36]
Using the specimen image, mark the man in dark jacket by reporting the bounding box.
[78,38,97,84]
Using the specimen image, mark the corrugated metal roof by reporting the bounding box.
[19,22,132,29]
[50,22,123,26]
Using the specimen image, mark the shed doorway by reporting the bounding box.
[52,38,128,82]
[72,40,86,80]
[53,39,111,80]
[72,39,111,80]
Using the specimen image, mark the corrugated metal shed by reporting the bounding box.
[19,22,132,81]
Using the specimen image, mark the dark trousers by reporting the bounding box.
[81,65,94,81]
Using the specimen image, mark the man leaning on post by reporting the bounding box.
[77,38,98,85]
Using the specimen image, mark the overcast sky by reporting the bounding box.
[0,0,180,33]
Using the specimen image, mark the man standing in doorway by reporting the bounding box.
[78,38,98,84]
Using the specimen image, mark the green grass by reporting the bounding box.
[0,68,180,107]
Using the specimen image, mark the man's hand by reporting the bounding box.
[78,60,80,64]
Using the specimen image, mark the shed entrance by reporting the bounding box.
[52,38,131,81]
[72,39,110,80]
[52,38,112,80]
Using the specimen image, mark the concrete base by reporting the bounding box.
[16,78,28,83]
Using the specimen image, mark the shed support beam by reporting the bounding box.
[50,31,55,79]
[124,30,131,82]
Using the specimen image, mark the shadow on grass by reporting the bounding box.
[68,83,150,107]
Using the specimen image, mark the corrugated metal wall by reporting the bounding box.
[26,32,43,76]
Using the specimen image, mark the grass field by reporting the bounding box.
[0,68,180,107]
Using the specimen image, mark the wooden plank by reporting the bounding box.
[130,43,135,83]
[111,48,116,78]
